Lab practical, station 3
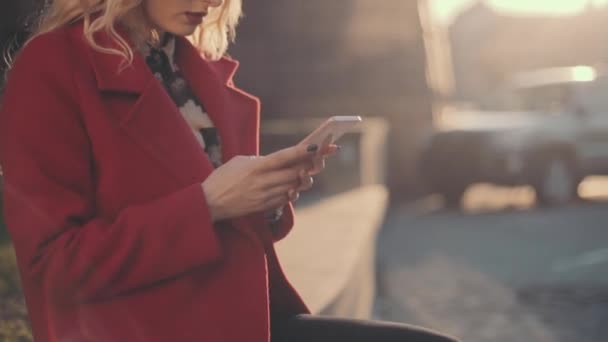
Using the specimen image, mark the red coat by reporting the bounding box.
[0,20,308,342]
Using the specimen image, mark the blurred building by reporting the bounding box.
[231,0,434,201]
[448,2,608,107]
[419,0,455,102]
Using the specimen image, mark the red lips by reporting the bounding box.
[185,12,206,25]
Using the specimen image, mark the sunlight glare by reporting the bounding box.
[430,0,608,25]
[572,66,597,82]
[489,0,590,15]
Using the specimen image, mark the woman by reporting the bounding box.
[0,1,459,341]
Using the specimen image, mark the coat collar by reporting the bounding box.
[84,24,239,95]
[76,22,257,186]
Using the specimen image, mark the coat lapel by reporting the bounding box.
[174,37,261,159]
[85,30,214,185]
[83,29,260,186]
[174,37,243,163]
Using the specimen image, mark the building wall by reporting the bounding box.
[230,0,434,201]
[448,4,608,107]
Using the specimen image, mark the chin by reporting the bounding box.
[169,25,198,37]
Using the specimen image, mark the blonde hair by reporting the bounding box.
[30,0,242,63]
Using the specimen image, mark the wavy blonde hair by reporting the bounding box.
[30,0,242,63]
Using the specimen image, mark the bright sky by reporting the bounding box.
[431,0,608,25]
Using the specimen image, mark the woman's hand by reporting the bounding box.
[201,144,319,222]
[307,134,341,176]
[309,143,340,176]
[288,143,340,202]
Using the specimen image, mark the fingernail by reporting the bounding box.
[335,145,342,150]
[307,144,319,153]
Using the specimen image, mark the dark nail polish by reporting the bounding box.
[307,144,319,153]
[336,145,342,150]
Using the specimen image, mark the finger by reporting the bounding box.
[287,189,300,202]
[264,181,300,200]
[320,133,334,153]
[322,144,340,156]
[296,170,314,191]
[297,178,313,192]
[291,159,315,173]
[263,193,291,211]
[307,135,332,164]
[304,176,314,191]
[308,157,326,176]
[260,167,302,188]
[260,144,318,171]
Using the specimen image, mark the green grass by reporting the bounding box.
[0,199,8,245]
[0,195,22,299]
[0,244,21,297]
[0,244,32,341]
[0,192,33,340]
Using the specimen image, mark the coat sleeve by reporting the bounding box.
[0,33,222,303]
[250,202,295,244]
[270,203,295,242]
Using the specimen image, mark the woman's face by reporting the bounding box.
[143,0,224,36]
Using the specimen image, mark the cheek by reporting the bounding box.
[144,1,174,29]
[153,13,192,36]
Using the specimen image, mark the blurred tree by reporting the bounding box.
[0,2,35,339]
[1,0,43,90]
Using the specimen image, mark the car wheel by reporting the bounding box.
[440,185,468,209]
[533,158,580,206]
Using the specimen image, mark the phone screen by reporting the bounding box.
[300,116,362,147]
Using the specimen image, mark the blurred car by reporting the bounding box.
[419,66,608,207]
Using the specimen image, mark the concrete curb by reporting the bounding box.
[276,185,389,318]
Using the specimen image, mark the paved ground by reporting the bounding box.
[376,178,608,342]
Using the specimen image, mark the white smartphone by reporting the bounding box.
[299,116,363,147]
